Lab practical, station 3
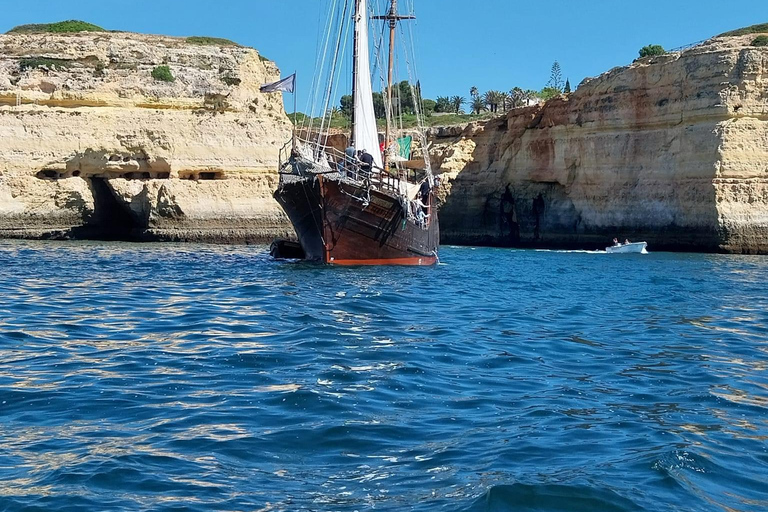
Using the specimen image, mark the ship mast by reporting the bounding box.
[350,0,360,148]
[373,0,414,169]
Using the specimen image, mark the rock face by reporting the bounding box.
[430,33,768,253]
[0,31,293,242]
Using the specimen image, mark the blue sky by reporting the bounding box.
[4,1,767,111]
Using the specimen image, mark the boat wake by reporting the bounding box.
[533,249,606,254]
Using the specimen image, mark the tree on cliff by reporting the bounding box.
[498,92,511,111]
[372,92,386,118]
[638,44,666,58]
[546,61,564,92]
[523,90,538,105]
[539,87,561,101]
[509,87,524,108]
[471,96,486,115]
[397,80,416,114]
[340,93,385,119]
[564,79,571,94]
[483,90,504,113]
[434,96,452,113]
[340,94,353,118]
[450,96,466,114]
[421,99,436,116]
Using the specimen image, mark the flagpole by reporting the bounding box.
[292,71,297,150]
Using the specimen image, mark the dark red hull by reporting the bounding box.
[274,175,439,265]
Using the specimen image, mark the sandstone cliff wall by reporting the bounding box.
[430,34,768,253]
[0,31,293,242]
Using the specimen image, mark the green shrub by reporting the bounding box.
[186,36,239,47]
[638,44,666,58]
[19,57,72,71]
[539,87,562,101]
[151,65,175,82]
[7,20,105,34]
[220,74,241,86]
[752,35,768,46]
[719,23,768,37]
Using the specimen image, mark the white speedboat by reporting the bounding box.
[606,241,648,254]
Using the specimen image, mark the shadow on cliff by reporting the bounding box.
[437,112,581,250]
[436,96,724,253]
[69,178,149,241]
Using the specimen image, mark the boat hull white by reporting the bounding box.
[606,242,648,254]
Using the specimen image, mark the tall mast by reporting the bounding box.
[350,0,360,148]
[385,0,397,168]
[373,1,414,169]
[352,0,384,169]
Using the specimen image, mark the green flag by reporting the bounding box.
[397,136,412,159]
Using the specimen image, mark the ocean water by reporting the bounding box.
[0,241,766,512]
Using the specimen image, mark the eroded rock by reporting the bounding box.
[430,34,768,253]
[0,30,292,242]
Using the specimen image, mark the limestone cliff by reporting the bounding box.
[431,32,768,253]
[0,29,293,242]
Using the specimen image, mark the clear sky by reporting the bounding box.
[4,0,768,111]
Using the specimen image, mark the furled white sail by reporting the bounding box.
[353,0,383,170]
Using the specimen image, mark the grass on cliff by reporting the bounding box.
[151,65,175,82]
[289,111,495,129]
[186,36,240,47]
[7,20,105,34]
[19,57,73,71]
[752,35,768,47]
[719,23,768,37]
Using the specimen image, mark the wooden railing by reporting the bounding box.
[280,137,418,196]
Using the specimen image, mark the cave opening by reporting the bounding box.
[77,177,140,240]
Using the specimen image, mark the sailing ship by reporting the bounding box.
[271,0,439,265]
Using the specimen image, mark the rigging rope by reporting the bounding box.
[305,0,340,134]
[318,0,350,149]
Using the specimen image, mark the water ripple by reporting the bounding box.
[0,242,767,511]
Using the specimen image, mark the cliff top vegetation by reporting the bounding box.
[638,44,666,58]
[5,21,245,49]
[6,20,105,34]
[718,23,768,37]
[186,36,240,47]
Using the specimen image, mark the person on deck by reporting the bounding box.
[359,149,374,178]
[341,145,357,177]
[412,196,429,227]
[418,180,431,214]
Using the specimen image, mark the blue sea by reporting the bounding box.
[0,241,766,512]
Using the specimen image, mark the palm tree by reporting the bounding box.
[471,96,486,115]
[510,87,524,108]
[523,89,538,106]
[451,95,466,114]
[499,92,510,111]
[483,90,503,113]
[470,86,478,99]
[435,96,452,113]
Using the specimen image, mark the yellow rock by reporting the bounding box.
[0,31,292,241]
[429,34,768,253]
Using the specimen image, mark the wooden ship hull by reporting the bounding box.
[270,0,439,266]
[274,174,439,265]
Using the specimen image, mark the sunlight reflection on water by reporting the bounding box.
[0,241,766,511]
